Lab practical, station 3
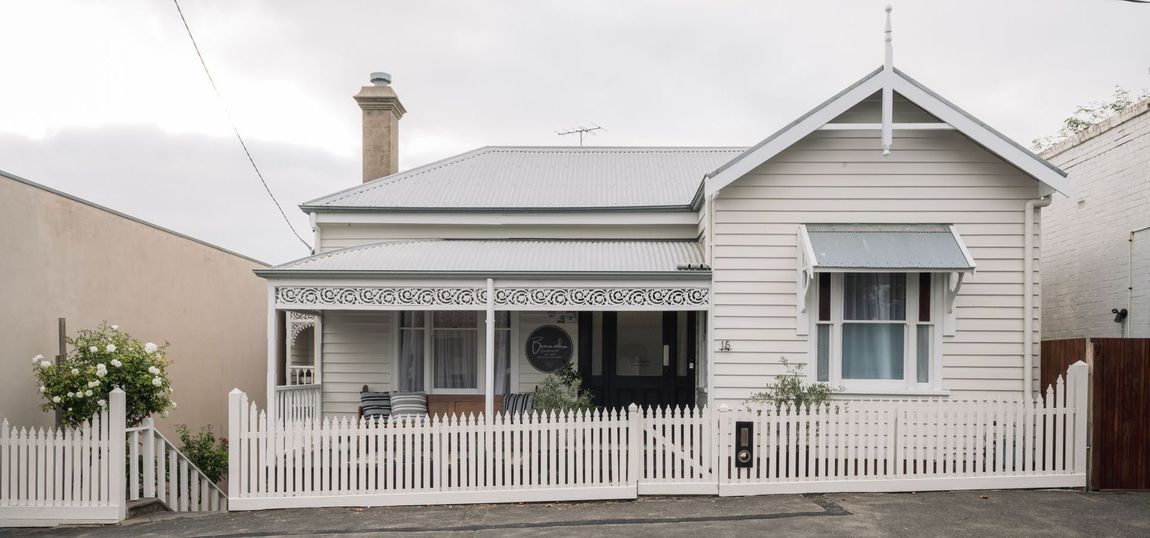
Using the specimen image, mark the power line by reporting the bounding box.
[171,0,312,251]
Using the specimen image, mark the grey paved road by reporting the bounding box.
[6,489,1149,537]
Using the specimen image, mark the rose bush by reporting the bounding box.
[33,323,174,426]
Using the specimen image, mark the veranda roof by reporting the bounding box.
[256,240,709,278]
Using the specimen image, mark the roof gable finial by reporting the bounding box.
[884,5,893,72]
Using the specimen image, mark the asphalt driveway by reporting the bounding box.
[8,489,1150,537]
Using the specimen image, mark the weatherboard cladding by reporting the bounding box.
[265,240,706,274]
[303,147,745,210]
[806,224,973,271]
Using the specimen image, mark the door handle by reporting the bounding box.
[663,345,670,367]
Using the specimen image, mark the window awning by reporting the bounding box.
[799,224,975,272]
[795,224,976,337]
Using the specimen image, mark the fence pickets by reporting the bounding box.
[226,361,1088,509]
[0,390,125,527]
[1,389,225,527]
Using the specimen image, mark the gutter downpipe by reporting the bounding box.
[1024,195,1053,398]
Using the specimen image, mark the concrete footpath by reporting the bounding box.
[7,489,1150,537]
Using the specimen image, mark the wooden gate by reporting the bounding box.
[635,406,716,495]
[1091,338,1150,490]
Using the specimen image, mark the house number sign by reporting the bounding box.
[525,325,573,373]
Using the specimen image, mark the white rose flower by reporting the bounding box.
[98,399,107,408]
[71,368,80,375]
[89,380,99,388]
[110,359,122,368]
[40,361,52,368]
[96,369,106,378]
[106,344,116,353]
[85,389,93,397]
[111,325,119,330]
[152,377,163,387]
[67,392,74,398]
[89,346,98,353]
[171,401,178,409]
[161,410,170,418]
[51,396,62,403]
[39,386,46,393]
[33,354,44,364]
[144,342,158,354]
[147,366,159,375]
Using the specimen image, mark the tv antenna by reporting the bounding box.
[556,124,605,146]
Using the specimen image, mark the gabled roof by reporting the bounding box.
[256,239,708,278]
[303,146,744,212]
[704,67,1069,197]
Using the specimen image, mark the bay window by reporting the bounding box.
[812,272,940,392]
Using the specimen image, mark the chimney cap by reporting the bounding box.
[370,72,392,86]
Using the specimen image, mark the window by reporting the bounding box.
[398,311,512,394]
[397,312,425,391]
[813,272,938,392]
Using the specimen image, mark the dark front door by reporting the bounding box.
[579,311,697,409]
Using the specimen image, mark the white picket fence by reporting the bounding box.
[126,418,227,512]
[717,361,1088,495]
[228,362,1088,509]
[0,390,126,527]
[0,389,227,527]
[228,389,635,509]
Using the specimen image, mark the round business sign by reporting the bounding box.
[524,325,574,373]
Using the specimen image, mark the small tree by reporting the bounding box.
[533,362,595,413]
[1032,86,1150,152]
[176,425,228,483]
[745,358,843,411]
[32,323,174,426]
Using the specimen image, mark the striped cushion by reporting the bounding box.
[389,391,428,417]
[503,393,534,415]
[359,391,391,420]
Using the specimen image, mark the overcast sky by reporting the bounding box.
[1,0,1147,264]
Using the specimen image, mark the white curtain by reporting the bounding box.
[398,328,424,391]
[432,311,478,389]
[842,273,905,380]
[494,330,511,394]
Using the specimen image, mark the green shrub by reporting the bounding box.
[745,358,843,411]
[533,362,595,414]
[176,425,228,483]
[32,323,174,426]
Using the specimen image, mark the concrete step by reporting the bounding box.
[127,497,171,518]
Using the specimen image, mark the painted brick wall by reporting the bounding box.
[1041,99,1150,339]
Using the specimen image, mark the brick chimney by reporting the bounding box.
[354,72,406,182]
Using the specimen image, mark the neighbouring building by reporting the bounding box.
[259,59,1068,420]
[1041,96,1150,340]
[0,170,269,438]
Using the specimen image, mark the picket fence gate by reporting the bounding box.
[1,389,226,527]
[228,361,1088,509]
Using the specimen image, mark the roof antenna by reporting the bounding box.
[881,5,894,157]
[556,124,605,146]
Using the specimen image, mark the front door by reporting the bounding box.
[579,311,697,409]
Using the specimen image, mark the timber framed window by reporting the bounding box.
[812,272,942,392]
[397,311,512,394]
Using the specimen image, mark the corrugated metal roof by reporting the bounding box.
[806,224,974,271]
[303,147,745,211]
[259,240,707,276]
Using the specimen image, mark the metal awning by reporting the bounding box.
[800,224,975,272]
[794,223,976,338]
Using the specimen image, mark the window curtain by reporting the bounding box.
[842,273,905,380]
[432,311,478,389]
[494,330,511,394]
[398,328,424,391]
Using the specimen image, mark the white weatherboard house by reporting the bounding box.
[257,56,1068,422]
